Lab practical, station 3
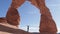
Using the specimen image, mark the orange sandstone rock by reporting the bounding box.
[11,0,25,9]
[0,17,7,23]
[1,0,57,34]
[40,15,57,34]
[28,0,57,34]
[6,7,20,27]
[0,23,30,34]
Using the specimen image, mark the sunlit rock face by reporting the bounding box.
[0,0,30,34]
[0,23,30,34]
[28,0,57,34]
[40,15,57,34]
[0,17,7,23]
[6,7,20,27]
[0,0,57,34]
[11,0,25,9]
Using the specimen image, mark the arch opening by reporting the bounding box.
[18,1,40,32]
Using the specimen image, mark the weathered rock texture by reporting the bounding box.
[0,23,30,34]
[11,0,25,9]
[0,0,57,34]
[6,0,25,27]
[0,17,7,23]
[6,7,20,27]
[28,0,57,34]
[40,15,57,34]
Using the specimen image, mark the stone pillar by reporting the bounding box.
[6,7,20,27]
[6,0,25,27]
[28,0,57,34]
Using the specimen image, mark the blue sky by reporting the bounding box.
[0,0,60,33]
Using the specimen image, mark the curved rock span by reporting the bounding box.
[0,0,57,34]
[10,0,57,33]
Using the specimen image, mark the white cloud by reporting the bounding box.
[29,27,39,32]
[57,28,60,33]
[27,11,37,14]
[26,9,40,15]
[19,26,60,33]
[47,4,60,6]
[18,26,27,31]
[18,26,39,32]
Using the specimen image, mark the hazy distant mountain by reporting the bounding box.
[58,33,60,34]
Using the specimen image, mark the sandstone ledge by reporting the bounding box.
[0,23,30,34]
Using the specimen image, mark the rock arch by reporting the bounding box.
[6,0,57,34]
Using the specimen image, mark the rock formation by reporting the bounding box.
[11,0,25,9]
[0,17,7,23]
[7,0,57,33]
[6,0,25,27]
[0,0,57,34]
[40,15,57,34]
[0,23,30,34]
[6,7,20,27]
[28,0,57,34]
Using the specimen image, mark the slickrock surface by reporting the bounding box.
[0,17,7,23]
[0,23,30,34]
